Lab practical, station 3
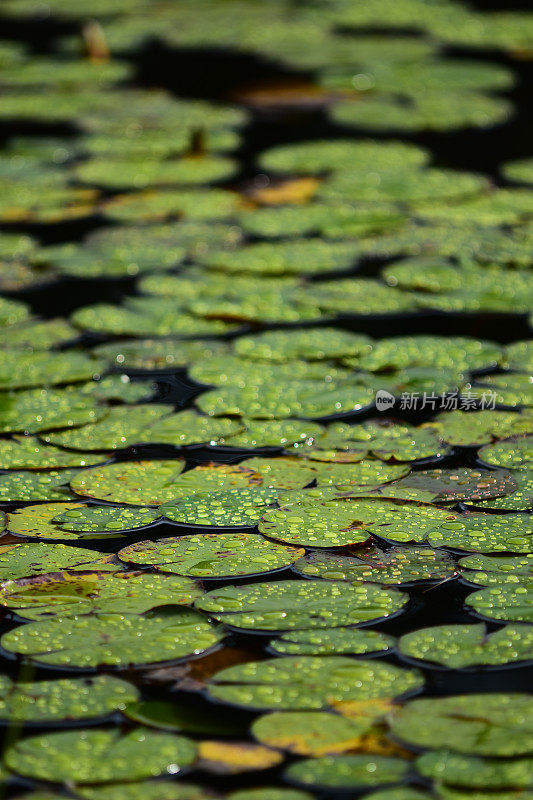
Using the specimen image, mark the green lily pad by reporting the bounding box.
[466,584,533,623]
[5,727,197,783]
[0,569,201,620]
[0,675,138,722]
[0,387,104,433]
[229,790,311,800]
[331,92,510,134]
[81,124,240,157]
[0,57,132,88]
[0,542,117,580]
[70,460,187,505]
[259,500,371,548]
[52,505,159,533]
[394,468,516,502]
[79,782,211,800]
[312,460,410,488]
[399,623,533,669]
[195,580,407,631]
[135,463,260,506]
[239,457,317,490]
[505,341,533,372]
[417,749,533,789]
[75,155,236,189]
[285,754,409,789]
[43,405,172,450]
[189,354,346,388]
[0,470,82,502]
[119,532,303,578]
[0,436,103,469]
[252,708,388,756]
[503,158,533,185]
[235,329,372,362]
[427,510,533,553]
[93,338,229,370]
[160,487,279,527]
[1,607,221,668]
[479,436,533,470]
[476,374,533,408]
[358,791,430,800]
[469,469,533,511]
[294,546,456,585]
[358,336,501,372]
[104,188,241,223]
[390,694,533,755]
[459,554,533,586]
[0,318,77,350]
[207,655,422,709]
[78,375,154,404]
[312,421,447,462]
[303,278,415,315]
[226,419,325,449]
[0,297,30,329]
[270,628,395,656]
[258,139,429,175]
[7,502,120,540]
[427,410,532,447]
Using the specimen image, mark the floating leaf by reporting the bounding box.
[427,410,531,446]
[226,419,325,449]
[0,675,138,722]
[476,373,533,408]
[71,460,187,505]
[312,460,410,489]
[0,569,200,620]
[459,553,533,586]
[119,533,303,578]
[44,406,173,451]
[0,387,104,433]
[79,782,210,800]
[394,468,516,502]
[199,240,360,276]
[479,436,533,470]
[207,655,422,710]
[416,750,533,789]
[259,500,372,548]
[239,457,317,490]
[270,628,395,656]
[7,502,123,541]
[294,546,456,585]
[104,188,241,223]
[313,421,446,462]
[505,341,533,372]
[196,740,282,774]
[93,338,229,370]
[427,511,533,553]
[2,608,221,668]
[159,487,277,528]
[0,350,104,390]
[399,624,533,669]
[0,318,77,350]
[358,336,501,372]
[52,505,159,533]
[0,296,30,328]
[466,584,533,623]
[0,436,103,469]
[235,329,372,362]
[5,727,197,783]
[252,710,384,756]
[285,754,409,789]
[469,469,533,511]
[0,543,117,580]
[0,469,82,502]
[196,581,407,631]
[228,790,311,800]
[390,694,533,756]
[75,155,236,189]
[123,699,246,737]
[503,157,533,185]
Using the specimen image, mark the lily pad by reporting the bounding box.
[399,623,533,669]
[427,511,533,553]
[1,608,221,668]
[285,754,409,789]
[390,694,533,755]
[104,188,241,223]
[313,421,446,462]
[0,543,117,580]
[479,436,533,470]
[5,727,197,783]
[195,580,407,631]
[0,387,104,433]
[476,374,533,408]
[0,318,78,350]
[394,468,516,502]
[459,553,533,586]
[93,338,229,370]
[0,569,201,620]
[416,749,533,789]
[252,709,389,756]
[70,460,187,505]
[0,469,82,502]
[270,628,395,656]
[226,419,325,449]
[239,457,317,490]
[312,460,410,488]
[0,296,30,328]
[235,329,372,362]
[259,500,372,548]
[123,699,247,737]
[119,533,303,578]
[503,157,533,185]
[504,341,533,372]
[207,655,422,709]
[43,406,173,451]
[229,790,311,800]
[358,336,501,372]
[7,502,121,541]
[466,584,533,623]
[469,469,533,511]
[0,675,138,722]
[427,410,531,447]
[0,349,105,390]
[294,546,456,585]
[0,436,103,469]
[79,782,211,800]
[52,505,159,533]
